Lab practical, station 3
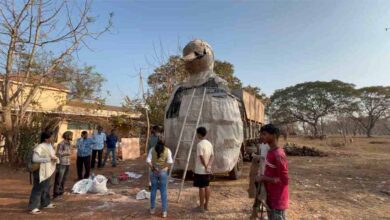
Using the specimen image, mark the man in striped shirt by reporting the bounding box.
[53,131,73,199]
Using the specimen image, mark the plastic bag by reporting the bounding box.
[136,189,150,200]
[72,179,93,194]
[89,175,108,194]
[125,172,142,179]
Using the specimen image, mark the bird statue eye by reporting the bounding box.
[194,51,200,56]
[203,48,207,55]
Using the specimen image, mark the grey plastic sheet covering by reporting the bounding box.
[164,76,243,173]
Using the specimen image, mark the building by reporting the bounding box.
[0,74,141,146]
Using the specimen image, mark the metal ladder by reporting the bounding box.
[168,87,207,202]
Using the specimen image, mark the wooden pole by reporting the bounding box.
[139,72,150,155]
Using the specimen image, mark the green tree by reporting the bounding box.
[269,80,357,137]
[352,86,390,137]
[147,56,187,95]
[17,52,106,101]
[242,85,269,102]
[214,61,242,90]
[130,56,244,125]
[54,62,106,101]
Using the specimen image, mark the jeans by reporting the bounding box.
[53,164,70,198]
[103,148,116,166]
[91,149,103,168]
[28,170,51,210]
[150,170,168,212]
[268,209,287,220]
[77,156,91,180]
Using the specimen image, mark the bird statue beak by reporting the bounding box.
[182,52,197,62]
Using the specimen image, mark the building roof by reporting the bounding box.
[0,74,69,91]
[66,99,133,113]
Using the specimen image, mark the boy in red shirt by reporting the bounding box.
[256,124,289,220]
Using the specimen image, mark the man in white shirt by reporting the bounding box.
[91,126,106,169]
[193,127,214,212]
[250,127,270,219]
[259,142,270,174]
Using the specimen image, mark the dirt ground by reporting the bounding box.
[0,136,389,220]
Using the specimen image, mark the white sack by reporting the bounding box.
[125,172,142,179]
[89,175,108,194]
[136,190,150,200]
[72,179,93,194]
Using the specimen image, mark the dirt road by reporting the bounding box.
[0,136,389,219]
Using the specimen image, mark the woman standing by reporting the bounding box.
[53,131,73,199]
[28,131,59,214]
[146,139,173,218]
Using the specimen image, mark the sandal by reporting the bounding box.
[44,203,56,209]
[30,208,41,214]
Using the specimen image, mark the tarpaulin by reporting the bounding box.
[164,74,243,173]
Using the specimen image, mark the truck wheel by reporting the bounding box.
[229,152,243,180]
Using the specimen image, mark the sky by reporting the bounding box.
[72,0,390,106]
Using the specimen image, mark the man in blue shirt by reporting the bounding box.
[147,126,161,153]
[91,126,106,169]
[146,125,162,189]
[103,129,119,167]
[76,131,93,180]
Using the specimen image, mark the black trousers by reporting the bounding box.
[91,149,103,168]
[28,170,51,210]
[77,156,91,180]
[53,164,70,198]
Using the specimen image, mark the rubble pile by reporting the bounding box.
[284,143,328,157]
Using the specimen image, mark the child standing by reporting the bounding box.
[256,124,289,220]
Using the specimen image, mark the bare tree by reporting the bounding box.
[0,0,112,162]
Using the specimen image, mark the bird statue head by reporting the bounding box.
[182,39,214,74]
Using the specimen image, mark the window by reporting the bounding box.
[67,121,94,130]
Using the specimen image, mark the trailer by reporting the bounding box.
[233,89,265,161]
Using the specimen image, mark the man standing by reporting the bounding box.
[256,124,289,220]
[147,126,161,153]
[91,126,106,169]
[250,128,270,219]
[147,125,162,189]
[193,127,214,212]
[76,131,93,180]
[53,131,73,199]
[103,129,118,167]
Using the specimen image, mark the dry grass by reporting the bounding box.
[0,136,389,219]
[280,135,390,220]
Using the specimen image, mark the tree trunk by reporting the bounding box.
[2,107,15,162]
[366,127,373,138]
[312,123,318,137]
